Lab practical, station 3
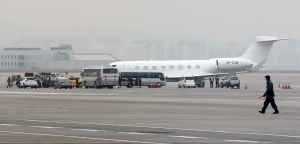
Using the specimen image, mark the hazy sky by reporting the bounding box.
[0,0,300,40]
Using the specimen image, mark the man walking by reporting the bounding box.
[6,77,11,88]
[215,75,219,88]
[258,75,279,114]
[209,76,214,88]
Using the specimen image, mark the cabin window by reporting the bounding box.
[187,65,192,69]
[169,65,175,70]
[196,65,200,69]
[178,65,183,70]
[152,66,157,70]
[161,66,165,70]
[135,66,140,70]
[144,66,148,70]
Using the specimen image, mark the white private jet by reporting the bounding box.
[108,36,292,87]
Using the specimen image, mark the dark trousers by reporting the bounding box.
[210,81,213,88]
[6,82,11,88]
[118,82,121,88]
[261,97,279,113]
[216,81,219,88]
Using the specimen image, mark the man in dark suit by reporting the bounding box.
[6,77,11,88]
[258,75,279,114]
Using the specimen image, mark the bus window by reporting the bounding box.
[157,73,165,81]
[83,69,99,77]
[103,69,118,74]
[137,72,143,78]
[121,72,127,78]
[146,73,152,78]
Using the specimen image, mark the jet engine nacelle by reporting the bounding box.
[213,58,253,70]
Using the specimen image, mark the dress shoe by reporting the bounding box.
[259,111,265,114]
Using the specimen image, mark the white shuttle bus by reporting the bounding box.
[120,70,166,88]
[82,66,118,89]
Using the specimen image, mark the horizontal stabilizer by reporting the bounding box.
[255,36,294,43]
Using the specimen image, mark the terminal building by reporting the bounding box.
[0,44,119,70]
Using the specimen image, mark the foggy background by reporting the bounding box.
[0,0,299,70]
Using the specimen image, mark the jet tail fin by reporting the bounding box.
[240,36,294,70]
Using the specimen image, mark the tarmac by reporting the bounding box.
[0,73,299,143]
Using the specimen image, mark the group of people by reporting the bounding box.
[209,75,220,88]
[6,76,22,88]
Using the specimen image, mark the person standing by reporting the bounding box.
[16,76,21,88]
[6,77,11,88]
[135,76,138,87]
[215,75,219,88]
[209,76,214,88]
[118,76,122,88]
[76,78,79,88]
[258,75,279,114]
[138,77,142,88]
[129,77,133,86]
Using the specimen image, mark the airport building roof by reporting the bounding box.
[3,47,41,50]
[69,53,119,61]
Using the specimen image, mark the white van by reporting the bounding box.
[82,66,118,89]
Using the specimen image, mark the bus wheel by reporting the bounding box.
[127,83,133,88]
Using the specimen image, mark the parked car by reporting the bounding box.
[220,76,240,88]
[20,77,38,89]
[68,76,83,88]
[178,77,196,88]
[54,79,73,89]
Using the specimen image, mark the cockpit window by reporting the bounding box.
[108,65,111,67]
[112,65,117,67]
